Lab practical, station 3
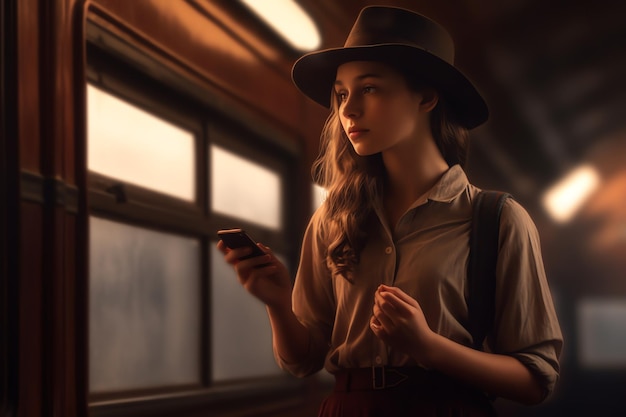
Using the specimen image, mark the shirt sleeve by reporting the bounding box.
[273,209,336,377]
[490,198,563,400]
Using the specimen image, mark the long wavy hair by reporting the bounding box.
[312,64,470,282]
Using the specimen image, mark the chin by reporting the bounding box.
[352,145,379,156]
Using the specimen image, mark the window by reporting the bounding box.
[210,145,282,230]
[89,217,202,392]
[578,298,626,369]
[87,84,196,201]
[210,246,282,381]
[86,37,299,409]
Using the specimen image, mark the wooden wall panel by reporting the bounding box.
[88,0,311,142]
[16,0,40,171]
[17,202,43,417]
[15,0,44,414]
[84,0,330,255]
[13,0,85,415]
[8,0,333,415]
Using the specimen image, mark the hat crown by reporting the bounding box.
[290,6,488,128]
[344,6,455,65]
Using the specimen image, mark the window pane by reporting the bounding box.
[87,83,195,201]
[210,145,282,229]
[89,216,201,392]
[578,298,626,368]
[210,244,283,381]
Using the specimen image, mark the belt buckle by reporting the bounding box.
[372,366,385,390]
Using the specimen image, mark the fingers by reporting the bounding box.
[238,262,273,291]
[372,288,395,332]
[217,240,274,282]
[370,286,433,358]
[371,285,423,333]
[378,285,418,307]
[372,298,395,328]
[217,240,269,264]
[234,253,273,274]
[369,315,386,337]
[374,286,415,319]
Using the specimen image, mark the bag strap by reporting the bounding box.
[468,190,511,350]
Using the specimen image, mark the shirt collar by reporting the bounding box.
[423,164,469,203]
[373,164,470,215]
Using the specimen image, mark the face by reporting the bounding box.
[333,61,434,156]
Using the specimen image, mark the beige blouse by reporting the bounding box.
[276,165,563,396]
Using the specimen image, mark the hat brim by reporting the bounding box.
[292,44,488,129]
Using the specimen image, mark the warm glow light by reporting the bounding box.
[311,183,327,212]
[240,0,321,51]
[542,164,600,223]
[87,84,195,201]
[210,145,282,230]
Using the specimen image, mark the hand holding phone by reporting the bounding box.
[217,228,292,308]
[217,228,266,260]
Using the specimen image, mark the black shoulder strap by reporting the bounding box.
[468,190,511,350]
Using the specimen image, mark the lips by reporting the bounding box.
[348,126,366,134]
[347,126,368,140]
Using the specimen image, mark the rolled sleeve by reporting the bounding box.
[274,210,336,377]
[492,198,563,399]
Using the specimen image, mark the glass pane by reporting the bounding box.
[578,298,626,368]
[210,145,282,229]
[87,83,195,201]
[210,244,283,381]
[89,216,201,392]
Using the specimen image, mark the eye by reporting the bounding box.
[335,90,348,102]
[363,85,376,94]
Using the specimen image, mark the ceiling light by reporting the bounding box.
[240,0,321,51]
[542,164,600,223]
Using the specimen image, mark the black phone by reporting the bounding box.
[217,228,266,260]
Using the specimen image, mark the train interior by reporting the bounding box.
[2,0,625,416]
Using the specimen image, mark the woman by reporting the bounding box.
[218,6,562,416]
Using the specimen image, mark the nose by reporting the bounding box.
[341,93,361,119]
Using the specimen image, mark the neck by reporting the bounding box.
[382,137,449,203]
[380,135,449,229]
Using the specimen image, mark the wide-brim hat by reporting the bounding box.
[292,6,488,129]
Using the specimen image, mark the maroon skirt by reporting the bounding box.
[318,367,496,417]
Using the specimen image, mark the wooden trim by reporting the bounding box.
[90,379,307,417]
[74,2,90,416]
[20,171,80,214]
[37,0,82,415]
[84,1,302,156]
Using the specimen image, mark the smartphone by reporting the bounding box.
[217,228,266,260]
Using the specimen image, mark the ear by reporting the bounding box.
[419,88,439,113]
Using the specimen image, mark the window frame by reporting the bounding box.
[85,15,306,415]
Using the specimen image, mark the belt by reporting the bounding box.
[333,366,434,391]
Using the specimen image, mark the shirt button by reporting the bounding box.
[375,356,383,365]
[384,246,393,254]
